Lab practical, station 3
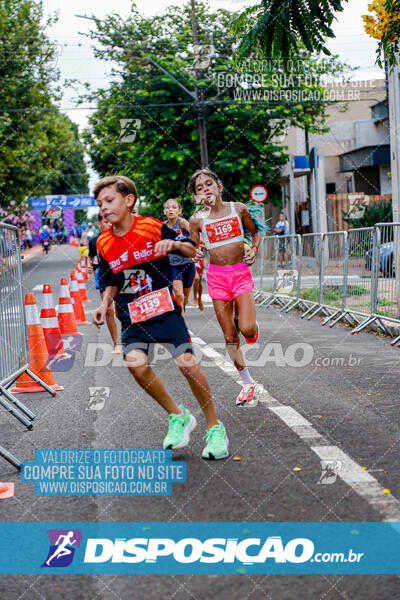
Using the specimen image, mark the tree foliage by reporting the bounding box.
[83,2,348,217]
[48,119,89,195]
[232,0,399,71]
[343,200,393,228]
[0,0,89,214]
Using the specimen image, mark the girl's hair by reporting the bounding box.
[163,198,182,209]
[187,169,222,194]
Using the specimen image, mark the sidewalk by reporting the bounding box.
[20,244,44,262]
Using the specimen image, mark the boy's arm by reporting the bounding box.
[154,223,196,258]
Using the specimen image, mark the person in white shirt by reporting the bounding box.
[274,212,290,268]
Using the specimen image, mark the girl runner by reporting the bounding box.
[189,168,262,406]
[163,199,196,311]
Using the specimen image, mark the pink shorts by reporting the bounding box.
[206,262,254,301]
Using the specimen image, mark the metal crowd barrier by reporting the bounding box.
[0,223,51,469]
[254,222,400,347]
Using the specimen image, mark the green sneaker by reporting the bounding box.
[163,405,197,450]
[201,421,229,460]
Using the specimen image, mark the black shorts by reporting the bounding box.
[171,262,196,289]
[121,311,193,359]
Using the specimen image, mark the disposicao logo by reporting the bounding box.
[42,529,82,568]
[83,536,314,564]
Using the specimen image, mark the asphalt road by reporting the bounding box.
[0,245,399,599]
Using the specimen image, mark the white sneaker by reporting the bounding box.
[236,382,262,407]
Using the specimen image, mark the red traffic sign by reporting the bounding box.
[250,185,268,203]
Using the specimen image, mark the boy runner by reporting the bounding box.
[88,213,121,354]
[92,175,228,459]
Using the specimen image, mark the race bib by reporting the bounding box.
[205,217,242,245]
[128,287,174,323]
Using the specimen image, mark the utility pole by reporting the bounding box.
[76,11,209,167]
[190,0,209,167]
[388,54,400,317]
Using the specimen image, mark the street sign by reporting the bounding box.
[250,185,268,204]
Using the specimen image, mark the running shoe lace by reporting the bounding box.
[168,413,184,435]
[242,383,254,394]
[203,425,223,443]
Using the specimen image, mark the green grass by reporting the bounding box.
[300,285,369,304]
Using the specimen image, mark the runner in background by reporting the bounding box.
[163,198,196,311]
[189,168,263,407]
[88,213,121,354]
[93,175,228,459]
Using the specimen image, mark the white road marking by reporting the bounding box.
[32,284,43,291]
[190,330,400,522]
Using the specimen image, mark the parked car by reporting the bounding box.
[365,241,395,277]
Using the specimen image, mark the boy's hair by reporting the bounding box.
[97,213,103,222]
[93,175,137,202]
[163,198,182,209]
[187,169,222,194]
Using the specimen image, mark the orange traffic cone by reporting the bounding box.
[11,293,63,393]
[76,269,90,303]
[70,271,90,325]
[58,278,83,336]
[75,259,82,275]
[40,284,69,359]
[81,256,88,282]
[0,483,14,499]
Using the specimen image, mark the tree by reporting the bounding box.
[343,201,392,228]
[0,0,87,218]
[232,0,399,70]
[48,119,89,195]
[83,2,349,216]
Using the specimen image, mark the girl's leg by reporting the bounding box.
[235,292,257,339]
[173,279,185,308]
[212,299,246,371]
[176,352,218,429]
[192,272,199,306]
[198,274,204,310]
[183,286,192,307]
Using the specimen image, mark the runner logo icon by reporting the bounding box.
[42,529,82,567]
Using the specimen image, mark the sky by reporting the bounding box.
[42,0,384,194]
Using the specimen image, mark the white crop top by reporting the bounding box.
[201,202,245,250]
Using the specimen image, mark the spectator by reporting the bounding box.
[274,212,290,268]
[25,228,33,248]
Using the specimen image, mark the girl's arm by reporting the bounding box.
[189,215,203,247]
[236,203,261,266]
[179,217,191,235]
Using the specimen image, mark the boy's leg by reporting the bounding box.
[125,349,181,414]
[176,352,228,459]
[125,347,197,450]
[176,352,218,429]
